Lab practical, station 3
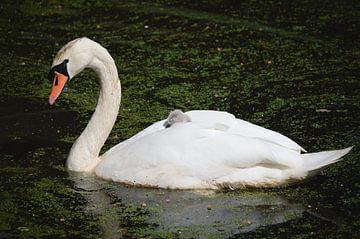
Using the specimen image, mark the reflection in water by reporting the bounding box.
[70,173,304,238]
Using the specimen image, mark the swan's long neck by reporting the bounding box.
[66,47,121,172]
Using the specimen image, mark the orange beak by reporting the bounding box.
[49,71,68,105]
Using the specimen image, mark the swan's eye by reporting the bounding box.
[48,59,70,83]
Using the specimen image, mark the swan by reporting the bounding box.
[48,37,352,189]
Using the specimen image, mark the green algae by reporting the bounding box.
[0,0,359,238]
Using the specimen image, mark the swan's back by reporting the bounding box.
[187,110,305,152]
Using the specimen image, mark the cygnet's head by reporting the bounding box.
[163,109,191,128]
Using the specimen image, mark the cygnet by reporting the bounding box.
[163,109,192,128]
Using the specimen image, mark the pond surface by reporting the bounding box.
[0,1,359,238]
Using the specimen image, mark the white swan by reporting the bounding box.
[48,37,352,189]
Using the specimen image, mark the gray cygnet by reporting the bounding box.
[163,109,192,128]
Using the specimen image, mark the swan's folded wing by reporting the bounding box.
[186,110,305,152]
[106,110,305,159]
[230,119,306,152]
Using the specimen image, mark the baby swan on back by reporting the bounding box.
[163,109,192,128]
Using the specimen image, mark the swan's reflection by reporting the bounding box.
[70,173,304,238]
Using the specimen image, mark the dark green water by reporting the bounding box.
[0,1,359,238]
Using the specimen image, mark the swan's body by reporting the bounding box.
[48,38,352,189]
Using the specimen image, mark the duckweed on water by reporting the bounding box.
[0,0,359,238]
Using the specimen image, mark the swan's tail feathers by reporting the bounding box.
[302,146,353,177]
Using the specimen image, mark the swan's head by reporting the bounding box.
[163,109,192,128]
[48,37,98,105]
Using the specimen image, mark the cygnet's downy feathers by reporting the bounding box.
[163,109,192,128]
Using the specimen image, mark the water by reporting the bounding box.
[0,1,359,238]
[72,173,304,238]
